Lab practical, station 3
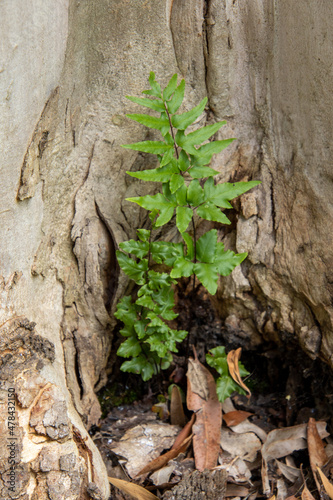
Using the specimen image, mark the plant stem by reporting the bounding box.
[164,102,179,159]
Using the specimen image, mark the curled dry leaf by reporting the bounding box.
[136,435,192,477]
[262,421,329,461]
[317,467,333,500]
[223,410,253,427]
[170,385,187,427]
[227,348,251,398]
[108,476,159,500]
[301,482,316,500]
[187,353,222,472]
[171,413,195,450]
[307,417,328,493]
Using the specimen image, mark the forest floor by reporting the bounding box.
[94,284,333,500]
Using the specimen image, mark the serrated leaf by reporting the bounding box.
[196,229,217,263]
[122,141,172,155]
[117,337,142,358]
[175,184,187,206]
[116,251,148,284]
[126,113,169,132]
[176,206,193,233]
[146,335,169,358]
[189,165,219,179]
[196,138,235,159]
[214,242,247,276]
[127,192,176,211]
[206,346,229,376]
[136,293,155,310]
[160,148,174,167]
[170,257,194,278]
[119,239,149,259]
[121,356,155,381]
[204,178,261,208]
[126,95,165,112]
[150,241,183,266]
[178,149,190,171]
[163,74,178,100]
[193,262,218,294]
[182,232,194,260]
[170,173,185,193]
[187,179,205,206]
[216,376,240,402]
[196,202,231,225]
[137,229,150,242]
[148,270,176,288]
[127,162,179,182]
[114,296,138,325]
[147,71,162,98]
[171,97,207,130]
[168,79,185,114]
[183,121,226,147]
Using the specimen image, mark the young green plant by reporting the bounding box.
[115,72,260,399]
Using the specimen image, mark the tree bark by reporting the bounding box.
[1,0,333,498]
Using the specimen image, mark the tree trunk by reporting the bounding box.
[1,1,332,498]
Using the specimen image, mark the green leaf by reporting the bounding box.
[170,173,185,194]
[120,356,155,381]
[117,337,142,358]
[214,242,247,276]
[187,179,205,206]
[126,95,165,112]
[155,205,175,227]
[114,296,138,325]
[193,262,218,294]
[135,293,155,310]
[127,162,179,182]
[163,74,178,100]
[134,320,148,339]
[137,229,150,242]
[148,270,176,288]
[170,257,194,278]
[122,141,172,155]
[127,192,176,212]
[146,335,169,358]
[182,232,194,260]
[178,150,190,172]
[204,178,261,208]
[126,113,169,132]
[150,241,183,266]
[182,121,226,147]
[167,79,185,114]
[171,97,207,130]
[175,184,187,206]
[216,376,241,402]
[189,165,219,179]
[196,229,217,263]
[206,346,228,375]
[119,239,149,259]
[142,71,162,98]
[153,287,177,320]
[176,206,193,233]
[160,148,174,167]
[196,138,235,160]
[196,202,231,225]
[116,251,148,284]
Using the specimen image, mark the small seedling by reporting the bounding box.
[115,72,260,400]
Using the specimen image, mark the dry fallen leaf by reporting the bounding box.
[223,410,253,427]
[307,417,328,493]
[187,352,222,471]
[171,413,195,450]
[275,459,301,483]
[170,385,187,427]
[220,428,261,462]
[301,482,316,500]
[317,467,333,500]
[262,421,329,461]
[108,476,159,500]
[227,348,251,398]
[136,435,192,476]
[225,484,251,497]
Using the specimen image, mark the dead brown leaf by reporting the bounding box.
[187,352,222,471]
[225,484,251,497]
[136,435,192,477]
[227,348,251,398]
[170,385,187,427]
[108,476,159,499]
[307,417,328,493]
[262,421,329,461]
[223,410,253,427]
[171,413,195,450]
[317,467,333,500]
[301,483,316,500]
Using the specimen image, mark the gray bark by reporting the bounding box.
[1,0,332,498]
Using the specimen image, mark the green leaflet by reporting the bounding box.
[196,138,235,159]
[126,95,165,112]
[137,229,150,242]
[176,206,193,233]
[196,229,217,263]
[171,97,207,130]
[187,179,205,206]
[117,337,142,358]
[182,121,226,147]
[215,243,247,276]
[120,356,155,381]
[188,165,219,179]
[182,232,194,260]
[193,262,218,295]
[167,79,185,114]
[122,141,172,155]
[126,113,169,134]
[163,73,178,100]
[116,251,148,284]
[170,173,185,193]
[170,257,194,278]
[119,239,149,259]
[204,178,261,208]
[196,202,231,225]
[127,162,179,182]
